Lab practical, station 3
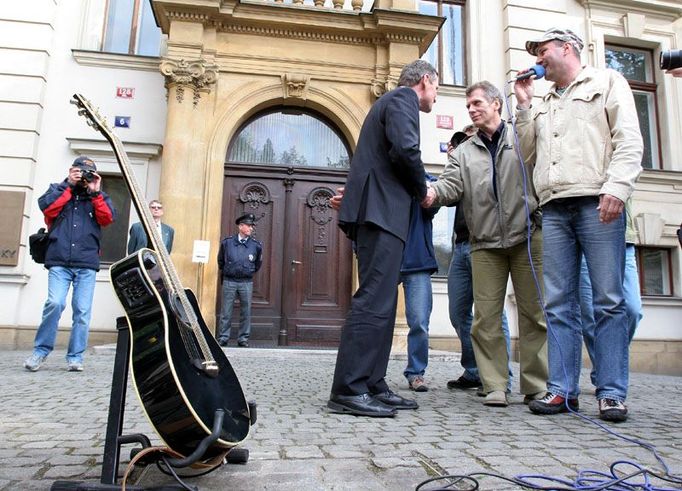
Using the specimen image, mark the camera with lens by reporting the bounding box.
[80,169,96,183]
[660,49,682,70]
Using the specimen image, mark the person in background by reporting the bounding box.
[579,201,642,387]
[330,181,439,394]
[127,199,175,254]
[217,213,263,348]
[23,156,115,373]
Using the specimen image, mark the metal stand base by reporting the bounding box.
[51,317,251,491]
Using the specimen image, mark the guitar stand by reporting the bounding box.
[52,317,252,491]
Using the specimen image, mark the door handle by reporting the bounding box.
[291,260,302,265]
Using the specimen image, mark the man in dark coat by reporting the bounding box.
[328,59,438,417]
[217,213,263,347]
[127,199,175,254]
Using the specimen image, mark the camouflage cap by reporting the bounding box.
[525,28,584,56]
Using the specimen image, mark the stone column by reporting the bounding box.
[158,58,218,296]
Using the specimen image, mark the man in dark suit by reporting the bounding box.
[127,199,175,254]
[328,59,438,418]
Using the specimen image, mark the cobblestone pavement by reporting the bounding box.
[1,346,681,490]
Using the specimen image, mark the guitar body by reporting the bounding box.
[110,249,251,459]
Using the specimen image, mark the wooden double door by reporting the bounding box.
[218,164,352,347]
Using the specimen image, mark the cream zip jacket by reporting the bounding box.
[516,66,643,206]
[431,123,540,252]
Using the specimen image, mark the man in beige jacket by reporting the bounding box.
[514,28,643,422]
[423,81,547,408]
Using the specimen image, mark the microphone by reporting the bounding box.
[514,64,545,81]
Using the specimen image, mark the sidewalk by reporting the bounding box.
[1,346,681,490]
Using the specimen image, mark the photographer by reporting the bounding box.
[23,156,115,373]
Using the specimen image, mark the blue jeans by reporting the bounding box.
[33,266,97,363]
[447,241,512,388]
[218,279,253,343]
[543,197,628,401]
[401,271,432,381]
[579,244,642,385]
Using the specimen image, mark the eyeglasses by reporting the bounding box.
[150,206,163,210]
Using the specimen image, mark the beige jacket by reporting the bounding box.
[516,66,643,206]
[431,123,540,252]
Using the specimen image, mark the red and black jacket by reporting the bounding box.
[39,180,115,271]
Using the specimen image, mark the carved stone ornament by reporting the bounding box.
[159,58,219,106]
[370,77,397,98]
[282,73,310,101]
[239,182,271,211]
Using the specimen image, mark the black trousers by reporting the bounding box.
[331,224,404,396]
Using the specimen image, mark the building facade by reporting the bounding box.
[1,0,680,373]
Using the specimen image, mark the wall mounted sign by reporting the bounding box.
[114,116,131,128]
[436,115,453,129]
[116,87,135,99]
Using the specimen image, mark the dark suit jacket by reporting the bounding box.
[127,221,174,254]
[338,87,427,242]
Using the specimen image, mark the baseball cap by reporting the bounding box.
[525,28,584,56]
[72,156,97,171]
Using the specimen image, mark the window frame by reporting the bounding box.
[419,0,467,87]
[101,0,160,56]
[226,107,352,170]
[635,246,674,297]
[604,43,662,170]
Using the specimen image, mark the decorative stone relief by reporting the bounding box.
[282,73,310,101]
[370,77,397,98]
[159,58,219,106]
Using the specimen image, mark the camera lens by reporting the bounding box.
[660,49,682,70]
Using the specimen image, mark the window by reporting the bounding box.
[419,0,466,86]
[605,45,660,169]
[227,109,351,169]
[100,175,131,264]
[636,247,672,296]
[103,0,162,56]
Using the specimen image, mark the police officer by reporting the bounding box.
[217,213,263,347]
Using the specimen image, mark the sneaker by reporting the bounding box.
[523,391,547,405]
[528,392,579,415]
[447,375,480,390]
[408,376,428,392]
[599,398,628,422]
[67,361,83,372]
[23,354,46,372]
[483,390,508,407]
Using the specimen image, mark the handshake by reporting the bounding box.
[330,183,438,212]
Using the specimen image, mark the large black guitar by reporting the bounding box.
[71,94,251,462]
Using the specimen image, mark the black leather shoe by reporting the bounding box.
[237,341,249,347]
[373,390,418,410]
[327,393,396,417]
[218,339,228,347]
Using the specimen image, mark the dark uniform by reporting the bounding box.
[217,214,263,347]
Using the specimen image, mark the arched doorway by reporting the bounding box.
[219,108,353,347]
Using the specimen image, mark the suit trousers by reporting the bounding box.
[331,224,404,396]
[470,231,548,395]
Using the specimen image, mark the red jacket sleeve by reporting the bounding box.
[92,193,114,227]
[43,187,72,228]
